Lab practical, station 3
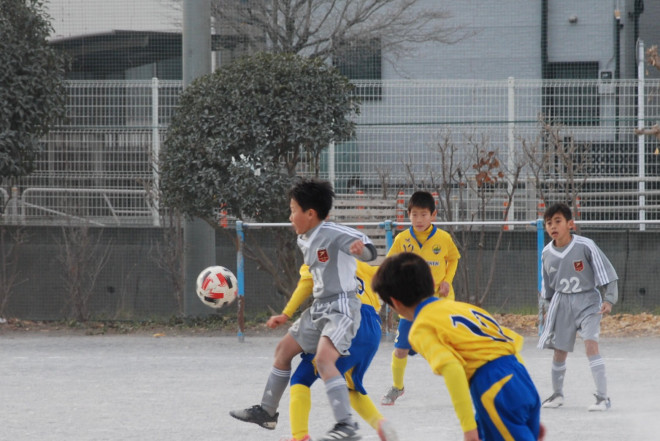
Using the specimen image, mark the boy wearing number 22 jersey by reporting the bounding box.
[537,203,618,412]
[373,252,545,441]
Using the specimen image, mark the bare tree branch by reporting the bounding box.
[165,0,470,62]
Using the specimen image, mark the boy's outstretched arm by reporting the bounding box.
[439,361,479,441]
[266,265,313,329]
[349,239,377,262]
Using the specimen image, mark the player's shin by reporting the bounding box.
[349,390,383,430]
[290,384,312,440]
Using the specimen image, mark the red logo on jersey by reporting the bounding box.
[573,260,584,272]
[317,248,329,262]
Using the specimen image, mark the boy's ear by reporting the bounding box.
[390,297,405,312]
[305,207,319,220]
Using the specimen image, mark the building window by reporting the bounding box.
[333,38,382,101]
[545,62,600,126]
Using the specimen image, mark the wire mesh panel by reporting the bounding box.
[0,77,657,226]
[3,81,182,226]
[312,79,660,224]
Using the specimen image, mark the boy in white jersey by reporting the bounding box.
[267,262,397,441]
[538,203,618,411]
[230,179,377,441]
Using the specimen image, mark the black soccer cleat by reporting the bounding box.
[229,404,278,430]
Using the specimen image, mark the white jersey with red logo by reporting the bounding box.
[541,234,618,301]
[297,221,376,300]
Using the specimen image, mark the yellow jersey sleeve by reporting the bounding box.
[440,229,460,285]
[440,361,478,433]
[355,261,381,312]
[282,264,313,318]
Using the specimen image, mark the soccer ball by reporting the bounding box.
[196,266,238,309]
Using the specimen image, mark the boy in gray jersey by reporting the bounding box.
[230,179,377,441]
[538,203,618,412]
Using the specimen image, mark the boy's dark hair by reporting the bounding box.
[407,191,436,214]
[372,252,434,308]
[288,178,335,220]
[544,202,573,222]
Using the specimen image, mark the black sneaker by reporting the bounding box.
[318,422,361,441]
[541,392,564,408]
[587,394,611,411]
[229,404,278,430]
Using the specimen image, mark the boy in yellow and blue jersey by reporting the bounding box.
[267,262,397,441]
[382,190,461,405]
[372,252,545,441]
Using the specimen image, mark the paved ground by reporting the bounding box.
[1,333,658,441]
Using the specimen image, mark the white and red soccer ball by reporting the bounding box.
[196,266,238,309]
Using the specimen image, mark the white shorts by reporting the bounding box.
[288,292,361,356]
[540,291,602,352]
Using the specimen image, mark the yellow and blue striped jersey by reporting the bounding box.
[283,261,380,317]
[409,297,523,381]
[387,225,460,299]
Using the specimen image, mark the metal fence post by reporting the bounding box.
[151,77,161,227]
[236,220,245,342]
[536,218,545,336]
[9,187,19,224]
[637,39,646,231]
[507,76,515,230]
[380,219,395,340]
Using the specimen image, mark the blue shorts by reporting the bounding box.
[290,304,381,395]
[470,355,541,441]
[393,317,417,356]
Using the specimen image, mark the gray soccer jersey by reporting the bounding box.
[541,234,618,301]
[539,234,618,350]
[297,221,376,300]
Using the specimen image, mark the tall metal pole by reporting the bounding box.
[506,76,515,230]
[637,39,646,232]
[183,0,215,316]
[151,77,161,227]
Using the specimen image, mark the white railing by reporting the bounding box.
[9,188,159,226]
[1,77,658,227]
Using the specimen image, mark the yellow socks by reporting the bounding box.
[349,390,383,430]
[391,351,408,389]
[289,384,312,441]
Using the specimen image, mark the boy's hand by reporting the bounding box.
[599,301,612,315]
[438,281,450,297]
[538,422,546,441]
[266,314,289,329]
[349,239,365,256]
[463,428,481,441]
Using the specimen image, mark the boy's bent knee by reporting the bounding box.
[552,349,568,362]
[273,335,302,369]
[393,348,409,358]
[584,339,600,356]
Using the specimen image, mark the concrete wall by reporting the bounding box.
[2,226,658,321]
[385,0,642,81]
